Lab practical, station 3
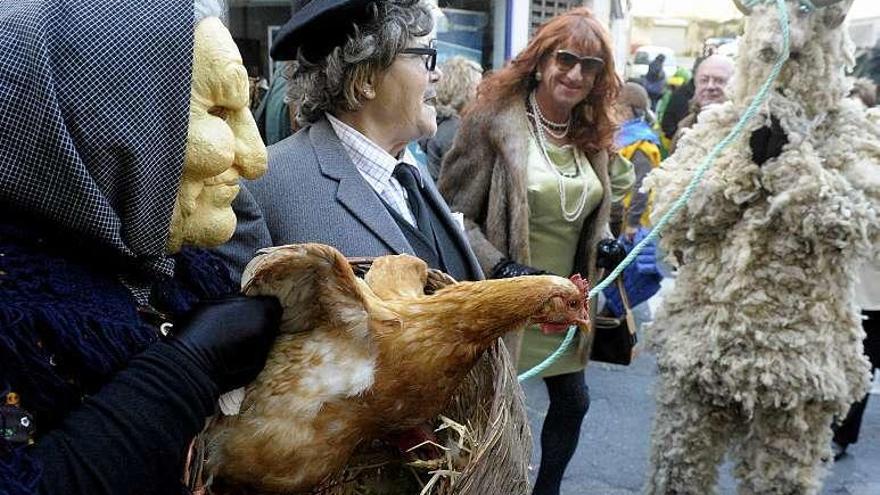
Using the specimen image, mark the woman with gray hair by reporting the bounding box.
[419,56,483,180]
[219,0,482,284]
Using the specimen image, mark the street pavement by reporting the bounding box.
[522,352,880,495]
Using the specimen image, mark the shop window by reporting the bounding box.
[437,0,497,70]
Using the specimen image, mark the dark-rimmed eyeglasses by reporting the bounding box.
[401,42,438,72]
[554,50,605,75]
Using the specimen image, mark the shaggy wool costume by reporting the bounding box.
[643,2,880,494]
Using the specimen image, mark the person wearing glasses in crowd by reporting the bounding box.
[669,54,734,153]
[438,8,633,495]
[217,0,482,284]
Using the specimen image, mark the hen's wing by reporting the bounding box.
[242,243,368,334]
[363,254,429,300]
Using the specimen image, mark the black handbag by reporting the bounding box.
[590,277,638,365]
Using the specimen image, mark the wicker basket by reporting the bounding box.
[307,341,530,495]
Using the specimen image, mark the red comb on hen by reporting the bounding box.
[570,274,590,301]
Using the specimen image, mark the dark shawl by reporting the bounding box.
[0,0,195,277]
[0,1,221,492]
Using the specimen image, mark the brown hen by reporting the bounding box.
[209,243,589,493]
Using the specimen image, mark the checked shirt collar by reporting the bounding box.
[326,113,421,226]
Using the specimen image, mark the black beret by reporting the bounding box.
[270,0,376,61]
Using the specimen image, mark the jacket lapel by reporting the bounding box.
[309,118,411,255]
[418,163,484,279]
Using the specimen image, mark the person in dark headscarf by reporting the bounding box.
[0,1,283,493]
[644,54,666,110]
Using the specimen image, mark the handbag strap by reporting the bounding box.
[616,276,637,336]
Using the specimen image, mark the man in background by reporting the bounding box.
[670,54,734,153]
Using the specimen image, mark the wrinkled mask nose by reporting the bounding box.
[229,108,268,180]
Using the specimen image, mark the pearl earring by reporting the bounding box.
[535,71,543,82]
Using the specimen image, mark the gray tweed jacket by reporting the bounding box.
[215,117,483,281]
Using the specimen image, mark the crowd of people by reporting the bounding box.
[1,1,877,494]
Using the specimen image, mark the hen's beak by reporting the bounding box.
[572,305,591,334]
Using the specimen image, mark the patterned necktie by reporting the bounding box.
[393,163,435,242]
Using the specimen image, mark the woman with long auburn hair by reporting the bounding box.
[470,9,621,153]
[438,8,634,495]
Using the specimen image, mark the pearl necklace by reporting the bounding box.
[528,92,590,222]
[529,91,571,139]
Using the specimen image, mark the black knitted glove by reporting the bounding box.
[596,238,627,271]
[750,114,788,166]
[490,259,547,279]
[169,295,282,392]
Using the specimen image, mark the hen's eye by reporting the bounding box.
[568,300,579,309]
[208,106,229,120]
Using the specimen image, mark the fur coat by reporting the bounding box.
[438,94,613,363]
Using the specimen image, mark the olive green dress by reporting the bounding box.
[517,138,633,377]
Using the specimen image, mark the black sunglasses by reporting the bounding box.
[554,50,604,75]
[401,41,438,72]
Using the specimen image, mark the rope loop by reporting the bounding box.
[518,0,792,381]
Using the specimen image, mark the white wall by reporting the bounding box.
[493,0,508,68]
[611,13,631,77]
[509,0,530,59]
[850,17,880,49]
[650,25,688,54]
[851,0,880,20]
[591,0,611,25]
[630,0,741,21]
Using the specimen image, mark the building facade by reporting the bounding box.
[227,0,628,80]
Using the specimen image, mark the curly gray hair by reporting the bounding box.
[194,0,228,24]
[285,0,434,125]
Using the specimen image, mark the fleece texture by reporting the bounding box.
[643,3,880,493]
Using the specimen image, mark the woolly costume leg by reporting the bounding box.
[732,403,834,495]
[646,376,741,495]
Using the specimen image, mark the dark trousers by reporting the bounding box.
[833,311,880,447]
[532,371,590,495]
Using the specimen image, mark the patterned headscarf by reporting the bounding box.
[0,0,195,277]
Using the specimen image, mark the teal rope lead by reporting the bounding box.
[518,0,791,381]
